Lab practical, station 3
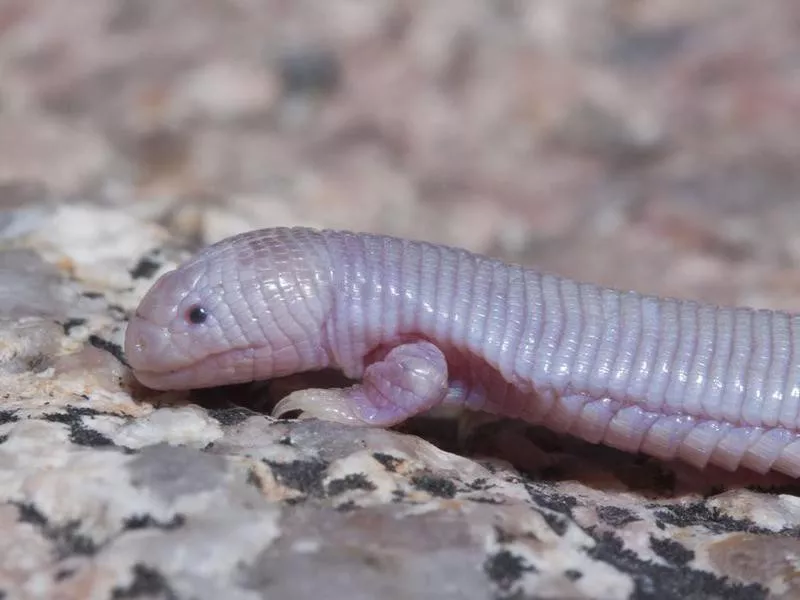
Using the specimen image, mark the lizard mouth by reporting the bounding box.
[131,345,264,391]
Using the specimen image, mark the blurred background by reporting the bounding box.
[2,0,800,309]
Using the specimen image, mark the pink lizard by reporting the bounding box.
[124,227,800,477]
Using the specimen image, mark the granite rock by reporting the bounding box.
[0,205,795,600]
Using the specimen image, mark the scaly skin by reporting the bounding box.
[125,227,800,477]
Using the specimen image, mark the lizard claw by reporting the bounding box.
[271,388,367,425]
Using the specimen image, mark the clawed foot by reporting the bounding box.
[272,387,372,425]
[272,340,450,427]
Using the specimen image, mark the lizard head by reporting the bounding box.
[125,228,333,390]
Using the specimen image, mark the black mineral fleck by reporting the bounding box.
[410,473,457,498]
[327,473,377,496]
[129,256,162,280]
[484,549,536,593]
[265,458,329,498]
[111,564,178,600]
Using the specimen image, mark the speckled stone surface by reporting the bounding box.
[0,205,798,600]
[3,1,800,599]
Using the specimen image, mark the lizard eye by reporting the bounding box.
[186,305,208,325]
